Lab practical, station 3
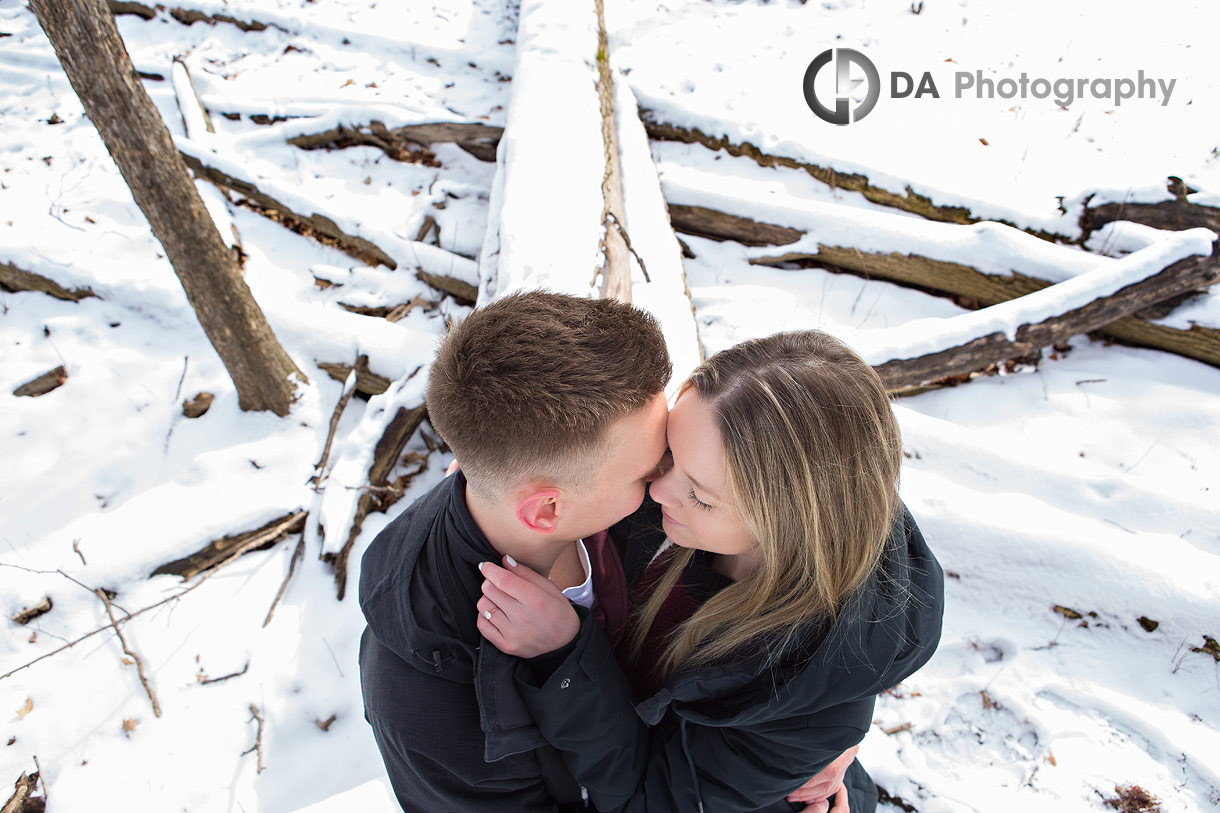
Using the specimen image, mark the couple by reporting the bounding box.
[358,291,944,812]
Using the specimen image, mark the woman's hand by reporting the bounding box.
[785,745,858,811]
[476,556,580,658]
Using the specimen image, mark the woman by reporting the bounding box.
[476,330,944,812]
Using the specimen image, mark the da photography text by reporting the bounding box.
[804,48,1179,126]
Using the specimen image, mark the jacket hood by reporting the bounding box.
[637,502,944,728]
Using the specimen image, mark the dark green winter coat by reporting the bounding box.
[515,499,944,813]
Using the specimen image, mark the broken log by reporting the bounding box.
[870,236,1219,391]
[151,510,305,580]
[13,366,67,398]
[672,203,1220,369]
[317,361,392,396]
[1,772,41,813]
[328,403,428,600]
[177,147,479,302]
[107,0,279,32]
[1,261,96,302]
[288,121,502,164]
[171,58,243,259]
[11,598,52,626]
[179,151,397,269]
[1081,184,1220,244]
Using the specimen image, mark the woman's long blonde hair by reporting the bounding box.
[626,330,903,678]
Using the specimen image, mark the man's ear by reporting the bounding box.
[515,488,562,534]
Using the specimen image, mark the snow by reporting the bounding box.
[2,0,1219,812]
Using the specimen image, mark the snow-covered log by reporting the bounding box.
[858,231,1219,391]
[171,58,242,258]
[666,188,1220,369]
[288,121,502,163]
[0,260,97,302]
[477,0,607,301]
[151,510,306,580]
[176,139,478,303]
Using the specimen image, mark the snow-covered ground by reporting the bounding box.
[1,1,1217,811]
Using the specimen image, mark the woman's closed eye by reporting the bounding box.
[688,488,713,511]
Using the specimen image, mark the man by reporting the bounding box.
[358,290,672,811]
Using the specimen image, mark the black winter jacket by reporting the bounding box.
[358,471,587,812]
[515,498,944,813]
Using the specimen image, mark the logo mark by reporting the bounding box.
[803,48,880,125]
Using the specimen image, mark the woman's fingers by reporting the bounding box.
[828,784,850,812]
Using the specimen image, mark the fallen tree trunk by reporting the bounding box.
[1080,185,1220,244]
[868,235,1219,391]
[326,403,427,600]
[151,510,306,580]
[288,121,503,164]
[642,114,1066,244]
[593,0,631,302]
[316,361,392,397]
[178,147,477,303]
[108,0,279,32]
[671,203,1220,369]
[0,261,97,302]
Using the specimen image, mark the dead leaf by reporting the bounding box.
[122,718,138,733]
[1047,751,1057,766]
[979,137,989,146]
[1053,604,1083,620]
[16,698,33,720]
[316,713,337,732]
[121,658,134,666]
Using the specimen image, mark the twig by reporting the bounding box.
[172,355,189,403]
[96,588,161,718]
[199,662,249,685]
[309,358,361,491]
[262,536,304,628]
[31,756,46,805]
[72,538,86,566]
[241,704,265,773]
[606,212,650,282]
[1,514,279,682]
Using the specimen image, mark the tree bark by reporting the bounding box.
[672,203,1220,369]
[874,245,1219,391]
[594,0,631,303]
[0,261,96,302]
[30,0,304,415]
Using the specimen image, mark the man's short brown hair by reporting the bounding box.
[426,290,672,495]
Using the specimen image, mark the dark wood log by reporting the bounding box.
[317,361,392,396]
[179,153,398,269]
[327,404,428,600]
[151,511,306,580]
[0,262,97,302]
[1,772,40,813]
[11,598,53,626]
[875,245,1220,391]
[673,203,1220,369]
[31,0,304,415]
[13,366,67,398]
[288,121,503,164]
[1080,179,1220,243]
[180,150,480,303]
[107,0,278,31]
